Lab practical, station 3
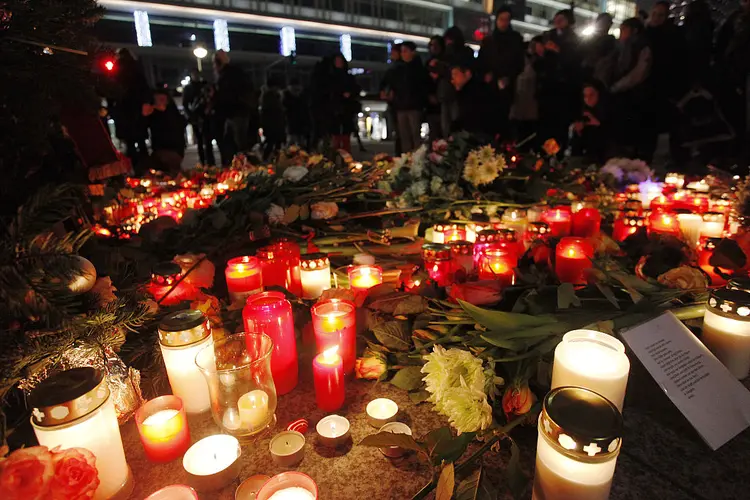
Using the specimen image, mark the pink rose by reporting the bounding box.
[355,351,388,380]
[48,448,99,500]
[502,382,536,419]
[0,446,55,500]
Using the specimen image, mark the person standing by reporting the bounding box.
[426,36,447,140]
[479,6,525,139]
[261,76,286,160]
[110,48,151,173]
[510,36,545,147]
[329,53,360,152]
[212,50,252,165]
[143,89,186,175]
[283,78,310,148]
[582,13,617,79]
[442,27,474,137]
[450,59,495,138]
[380,44,403,155]
[391,42,428,152]
[182,69,215,166]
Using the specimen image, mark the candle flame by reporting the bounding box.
[567,248,576,258]
[322,345,339,363]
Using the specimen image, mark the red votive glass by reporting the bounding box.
[479,245,518,285]
[542,206,572,238]
[135,395,191,463]
[555,237,594,284]
[571,207,602,238]
[225,256,263,304]
[648,211,680,236]
[422,243,453,286]
[613,215,645,242]
[449,240,475,274]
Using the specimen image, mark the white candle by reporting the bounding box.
[677,214,703,249]
[268,487,315,500]
[238,390,270,429]
[158,311,213,414]
[551,330,630,411]
[701,213,725,239]
[316,415,351,447]
[366,398,399,427]
[300,267,331,299]
[183,435,241,491]
[703,290,750,379]
[502,208,529,238]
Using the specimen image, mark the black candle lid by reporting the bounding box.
[29,368,109,427]
[707,288,750,320]
[158,309,211,346]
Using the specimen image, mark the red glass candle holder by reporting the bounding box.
[690,194,710,213]
[449,240,475,274]
[555,237,594,284]
[571,207,602,238]
[649,195,672,213]
[311,299,357,376]
[225,256,263,304]
[613,215,645,242]
[524,222,551,249]
[147,262,196,306]
[136,395,191,463]
[443,226,467,243]
[621,199,643,216]
[473,229,500,267]
[348,265,383,292]
[274,239,302,296]
[422,243,452,286]
[312,346,345,412]
[243,292,298,395]
[433,223,461,244]
[479,246,517,285]
[648,211,680,236]
[542,207,572,238]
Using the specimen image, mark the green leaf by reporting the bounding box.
[437,463,455,500]
[283,204,300,224]
[372,321,412,351]
[456,465,498,500]
[359,431,423,454]
[390,366,424,391]
[432,432,475,465]
[595,283,621,310]
[557,283,581,309]
[458,300,556,333]
[409,389,431,404]
[393,295,428,316]
[505,438,527,499]
[423,427,453,456]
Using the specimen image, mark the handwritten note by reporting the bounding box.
[622,311,750,450]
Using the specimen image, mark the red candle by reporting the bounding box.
[621,199,643,216]
[422,244,453,286]
[613,215,645,242]
[649,195,672,213]
[225,256,263,304]
[348,265,383,292]
[555,237,594,284]
[449,240,475,274]
[690,194,710,213]
[313,346,345,412]
[571,208,602,238]
[648,211,680,235]
[243,292,298,395]
[135,396,191,463]
[257,241,302,296]
[479,246,517,285]
[524,222,551,249]
[542,207,572,238]
[274,239,303,296]
[311,299,357,376]
[146,262,196,306]
[473,229,500,267]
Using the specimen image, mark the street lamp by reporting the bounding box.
[193,45,208,72]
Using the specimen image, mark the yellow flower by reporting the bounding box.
[543,139,560,156]
[478,145,496,163]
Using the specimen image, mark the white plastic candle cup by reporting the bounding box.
[270,430,306,467]
[316,415,351,448]
[378,422,413,458]
[183,435,241,491]
[703,289,750,379]
[551,330,630,411]
[366,398,399,428]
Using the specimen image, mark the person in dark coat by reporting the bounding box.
[426,36,447,140]
[570,80,612,162]
[582,13,616,78]
[380,44,403,155]
[143,89,186,175]
[391,42,429,152]
[441,27,474,136]
[450,59,495,139]
[510,36,545,147]
[310,56,334,150]
[478,6,525,138]
[212,50,252,164]
[182,69,216,166]
[283,78,310,148]
[261,77,286,160]
[329,54,360,152]
[110,48,151,173]
[682,0,714,87]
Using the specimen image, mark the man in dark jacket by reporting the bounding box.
[380,43,403,155]
[182,69,216,166]
[283,78,310,148]
[450,60,495,138]
[391,42,429,152]
[582,13,616,78]
[478,6,525,138]
[212,50,252,165]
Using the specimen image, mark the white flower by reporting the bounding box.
[266,204,286,225]
[311,201,339,220]
[430,177,443,194]
[437,380,494,434]
[409,180,428,197]
[283,166,309,182]
[422,346,487,400]
[624,160,653,183]
[599,162,624,182]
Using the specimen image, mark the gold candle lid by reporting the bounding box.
[158,309,211,347]
[300,252,330,270]
[707,288,750,320]
[29,368,110,427]
[540,387,622,463]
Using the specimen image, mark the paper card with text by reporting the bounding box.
[621,311,750,450]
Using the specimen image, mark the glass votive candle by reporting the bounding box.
[148,261,193,306]
[479,245,517,285]
[533,387,623,500]
[312,299,357,375]
[300,253,331,300]
[501,208,528,236]
[703,289,750,379]
[701,212,725,239]
[571,207,602,238]
[676,213,702,247]
[158,310,213,414]
[649,211,681,236]
[551,330,630,411]
[449,240,475,274]
[366,398,399,427]
[225,256,263,305]
[257,472,318,500]
[274,239,303,296]
[183,434,241,492]
[691,193,710,213]
[136,395,191,463]
[612,215,645,242]
[473,229,500,267]
[432,223,460,244]
[348,265,383,292]
[443,225,467,243]
[524,221,551,249]
[665,172,685,189]
[542,206,572,238]
[555,237,594,284]
[145,485,199,500]
[422,243,453,286]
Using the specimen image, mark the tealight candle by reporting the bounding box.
[300,253,331,300]
[443,226,467,243]
[533,387,623,500]
[348,265,383,292]
[701,212,725,239]
[555,237,594,284]
[312,346,345,412]
[665,172,685,188]
[687,179,710,193]
[571,207,601,238]
[676,213,702,246]
[158,310,213,414]
[145,485,199,500]
[270,431,306,467]
[256,472,318,500]
[136,396,191,463]
[366,398,399,428]
[542,207,572,238]
[238,390,270,429]
[551,330,630,411]
[649,211,681,236]
[702,289,750,379]
[524,222,551,249]
[379,422,413,458]
[473,229,500,267]
[183,435,241,491]
[311,299,357,375]
[225,256,263,305]
[316,414,351,447]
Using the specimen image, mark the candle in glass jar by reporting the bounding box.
[649,211,681,236]
[479,246,517,285]
[533,387,623,500]
[665,172,685,188]
[243,292,299,395]
[348,265,383,292]
[555,238,594,284]
[449,240,475,274]
[311,299,357,375]
[183,435,241,492]
[238,390,270,429]
[158,310,213,414]
[225,256,263,304]
[257,241,303,296]
[571,208,601,238]
[443,226,467,242]
[524,222,551,249]
[702,289,750,379]
[300,253,331,300]
[473,229,500,267]
[551,330,630,411]
[638,179,663,209]
[422,243,453,286]
[136,396,191,463]
[313,346,345,412]
[701,212,725,239]
[502,208,529,237]
[612,215,645,242]
[649,195,672,213]
[542,207,572,238]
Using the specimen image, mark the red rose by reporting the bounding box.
[48,448,99,500]
[502,382,537,419]
[0,446,54,500]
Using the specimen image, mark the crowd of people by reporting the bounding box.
[108,1,750,174]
